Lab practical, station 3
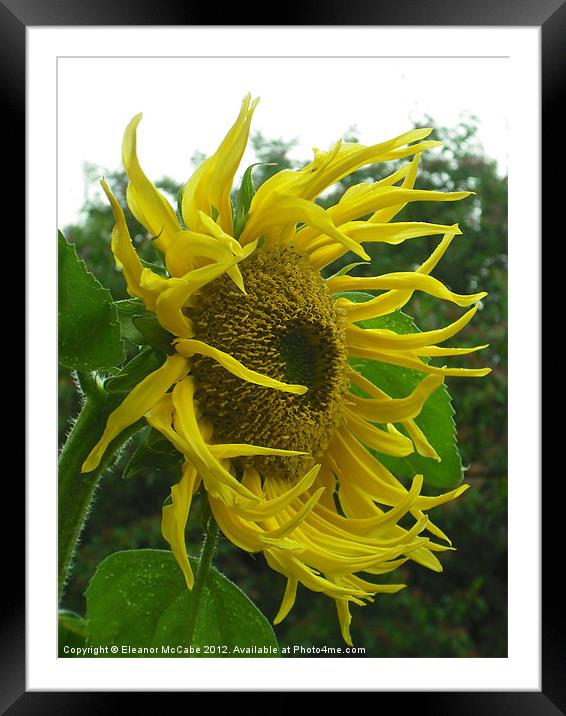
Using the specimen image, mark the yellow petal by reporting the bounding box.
[348,344,492,377]
[209,443,307,459]
[402,419,441,461]
[295,180,414,249]
[242,194,370,261]
[348,374,444,423]
[208,496,266,552]
[146,394,193,456]
[379,139,442,162]
[300,128,435,200]
[182,95,259,233]
[296,183,469,250]
[346,306,479,351]
[265,550,370,600]
[174,338,308,394]
[164,230,237,277]
[335,600,353,646]
[414,344,489,357]
[370,153,419,224]
[343,409,415,457]
[273,577,298,624]
[307,220,462,258]
[264,488,325,540]
[333,273,486,321]
[246,129,435,235]
[410,546,444,572]
[328,229,460,313]
[155,261,238,338]
[161,461,200,590]
[81,354,189,473]
[329,428,413,505]
[169,377,257,501]
[310,222,459,273]
[193,211,244,256]
[209,495,307,553]
[234,465,321,520]
[100,179,158,309]
[122,114,181,252]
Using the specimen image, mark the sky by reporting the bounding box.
[57,56,508,227]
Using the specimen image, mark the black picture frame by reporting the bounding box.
[12,0,554,709]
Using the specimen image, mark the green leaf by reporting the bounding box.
[338,291,463,489]
[58,231,125,371]
[176,183,186,228]
[326,261,370,280]
[140,258,168,276]
[132,313,174,353]
[122,426,182,480]
[145,426,181,454]
[114,299,146,344]
[58,609,87,656]
[233,163,275,239]
[104,348,164,394]
[114,298,173,352]
[85,550,280,657]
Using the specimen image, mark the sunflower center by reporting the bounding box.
[189,246,349,481]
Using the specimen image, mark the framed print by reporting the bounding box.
[10,0,555,708]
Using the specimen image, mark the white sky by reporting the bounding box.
[58,56,508,227]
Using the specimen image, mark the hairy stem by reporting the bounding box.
[58,389,143,602]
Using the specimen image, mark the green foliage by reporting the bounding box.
[58,609,87,655]
[232,163,260,239]
[327,261,370,279]
[131,314,173,353]
[114,298,148,344]
[58,231,124,371]
[122,426,183,481]
[103,348,164,394]
[83,550,279,657]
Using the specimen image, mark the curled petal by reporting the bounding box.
[233,465,321,520]
[346,306,479,351]
[122,114,181,252]
[348,374,444,423]
[273,577,298,625]
[100,179,159,309]
[242,193,370,261]
[209,443,307,459]
[161,461,201,590]
[168,378,257,501]
[333,273,486,321]
[174,338,308,395]
[81,354,190,473]
[182,95,259,233]
[343,409,415,457]
[335,600,353,646]
[348,344,492,377]
[307,221,462,256]
[164,230,239,277]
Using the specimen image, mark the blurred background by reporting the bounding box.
[59,116,507,657]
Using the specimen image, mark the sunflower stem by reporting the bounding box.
[75,370,101,399]
[186,501,219,644]
[58,389,144,602]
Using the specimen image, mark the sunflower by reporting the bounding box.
[81,95,490,645]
